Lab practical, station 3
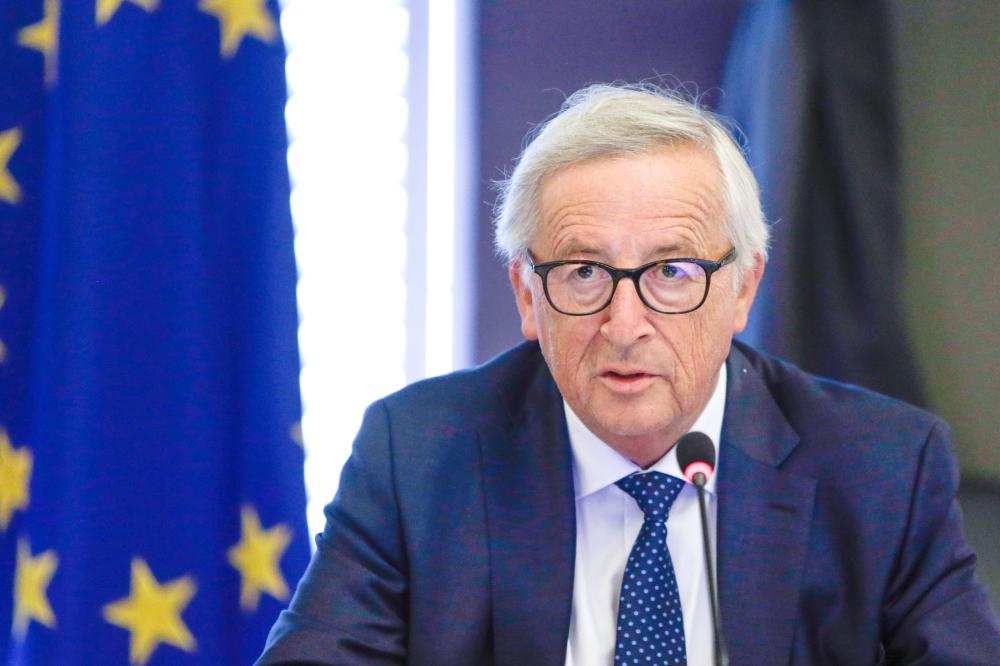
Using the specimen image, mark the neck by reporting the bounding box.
[605,418,698,469]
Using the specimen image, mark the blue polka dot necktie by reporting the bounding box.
[614,471,687,665]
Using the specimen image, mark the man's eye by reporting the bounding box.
[573,265,596,280]
[658,263,683,279]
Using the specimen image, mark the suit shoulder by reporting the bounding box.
[732,341,941,441]
[379,341,547,424]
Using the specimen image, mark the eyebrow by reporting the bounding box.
[648,244,690,257]
[549,239,603,258]
[559,246,603,259]
[552,241,695,262]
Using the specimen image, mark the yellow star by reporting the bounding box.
[289,421,303,449]
[96,0,158,26]
[227,504,292,611]
[13,539,59,638]
[0,428,32,531]
[199,0,277,59]
[17,0,60,85]
[0,128,23,205]
[102,558,197,665]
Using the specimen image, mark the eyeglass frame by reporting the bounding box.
[528,248,737,316]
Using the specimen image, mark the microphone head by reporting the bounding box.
[676,431,716,484]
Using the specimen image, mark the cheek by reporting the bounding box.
[537,316,600,385]
[657,320,702,380]
[692,300,739,366]
[658,307,729,379]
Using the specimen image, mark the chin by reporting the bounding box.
[591,408,673,441]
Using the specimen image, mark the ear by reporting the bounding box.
[731,253,765,335]
[509,260,539,341]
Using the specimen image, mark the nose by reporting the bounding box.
[599,277,655,347]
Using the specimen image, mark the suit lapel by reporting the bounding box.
[481,354,576,666]
[717,346,816,663]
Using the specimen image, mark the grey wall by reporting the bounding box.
[892,1,1000,484]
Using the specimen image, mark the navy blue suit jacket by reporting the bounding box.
[259,341,1000,664]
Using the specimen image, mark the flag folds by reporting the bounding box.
[0,1,309,663]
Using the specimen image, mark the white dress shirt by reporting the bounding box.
[564,366,725,666]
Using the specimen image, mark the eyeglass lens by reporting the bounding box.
[544,261,708,314]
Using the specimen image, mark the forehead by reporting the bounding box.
[534,145,725,258]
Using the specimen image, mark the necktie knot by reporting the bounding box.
[615,471,684,522]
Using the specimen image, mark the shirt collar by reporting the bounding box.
[566,362,726,500]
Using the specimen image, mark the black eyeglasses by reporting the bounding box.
[529,249,736,316]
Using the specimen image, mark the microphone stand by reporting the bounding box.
[693,471,729,666]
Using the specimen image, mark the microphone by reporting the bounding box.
[677,432,729,666]
[678,431,716,487]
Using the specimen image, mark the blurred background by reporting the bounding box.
[1,0,996,663]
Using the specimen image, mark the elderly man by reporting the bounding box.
[258,84,1000,665]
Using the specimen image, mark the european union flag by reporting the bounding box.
[0,1,310,664]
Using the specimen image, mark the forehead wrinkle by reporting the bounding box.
[543,190,718,222]
[535,149,727,260]
[547,223,612,258]
[545,221,718,264]
[540,190,722,242]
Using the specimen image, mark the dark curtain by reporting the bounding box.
[724,0,925,405]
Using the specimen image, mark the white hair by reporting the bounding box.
[493,83,769,284]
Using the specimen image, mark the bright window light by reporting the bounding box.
[280,0,473,541]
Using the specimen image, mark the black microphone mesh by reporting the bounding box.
[676,431,716,470]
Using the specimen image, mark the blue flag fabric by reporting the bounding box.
[0,1,310,664]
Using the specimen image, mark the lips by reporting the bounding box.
[599,368,657,392]
[603,371,650,381]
